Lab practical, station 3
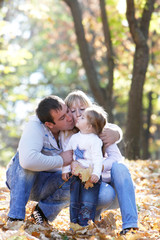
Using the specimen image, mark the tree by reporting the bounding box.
[63,0,115,122]
[0,0,4,7]
[0,0,159,164]
[141,91,153,159]
[125,0,156,159]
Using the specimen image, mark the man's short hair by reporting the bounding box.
[36,95,63,123]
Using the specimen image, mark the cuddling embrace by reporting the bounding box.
[6,90,138,235]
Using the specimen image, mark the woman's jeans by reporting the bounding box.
[6,153,138,229]
[70,176,101,226]
[111,162,138,229]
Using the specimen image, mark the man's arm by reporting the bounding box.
[19,120,72,171]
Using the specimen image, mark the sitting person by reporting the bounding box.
[62,105,123,227]
[61,90,138,235]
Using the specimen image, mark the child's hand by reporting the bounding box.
[90,174,99,183]
[62,173,69,181]
[71,161,80,176]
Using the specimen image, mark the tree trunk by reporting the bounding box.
[125,45,149,159]
[125,0,155,159]
[99,0,115,122]
[63,0,114,122]
[0,0,4,8]
[141,91,153,159]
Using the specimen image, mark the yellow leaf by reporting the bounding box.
[70,222,85,232]
[125,232,145,240]
[84,179,94,189]
[74,165,93,182]
[32,231,40,237]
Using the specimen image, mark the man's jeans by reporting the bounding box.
[6,152,70,221]
[70,176,101,226]
[6,153,138,229]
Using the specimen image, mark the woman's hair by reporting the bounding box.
[85,105,107,135]
[65,90,92,108]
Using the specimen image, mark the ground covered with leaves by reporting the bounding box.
[0,159,159,240]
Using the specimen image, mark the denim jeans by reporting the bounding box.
[110,162,138,229]
[6,153,138,229]
[96,162,138,229]
[6,152,70,221]
[70,176,101,226]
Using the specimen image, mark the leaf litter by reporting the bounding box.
[0,159,159,239]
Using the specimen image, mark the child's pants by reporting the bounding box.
[70,175,101,226]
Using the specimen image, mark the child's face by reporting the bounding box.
[75,111,91,133]
[70,99,88,124]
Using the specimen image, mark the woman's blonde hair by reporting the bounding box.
[85,105,107,135]
[65,90,92,108]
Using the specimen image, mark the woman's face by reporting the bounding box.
[69,99,88,124]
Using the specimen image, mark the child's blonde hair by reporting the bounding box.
[65,90,92,108]
[85,105,107,135]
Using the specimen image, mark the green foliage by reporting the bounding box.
[0,147,15,167]
[0,0,159,164]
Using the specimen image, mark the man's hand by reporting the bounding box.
[99,128,120,148]
[60,150,73,166]
[62,173,69,181]
[90,174,99,183]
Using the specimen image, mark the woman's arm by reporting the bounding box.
[103,143,124,172]
[99,123,123,147]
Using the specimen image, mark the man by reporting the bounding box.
[6,95,120,225]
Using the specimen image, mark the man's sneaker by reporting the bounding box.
[120,228,138,235]
[31,204,48,225]
[4,217,24,230]
[7,217,24,222]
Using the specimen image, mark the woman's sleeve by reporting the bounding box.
[103,143,124,172]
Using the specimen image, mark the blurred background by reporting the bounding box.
[0,0,160,166]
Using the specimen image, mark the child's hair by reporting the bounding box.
[65,90,92,108]
[85,105,107,135]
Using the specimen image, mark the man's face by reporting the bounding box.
[49,102,75,132]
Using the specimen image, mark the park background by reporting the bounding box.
[0,0,160,239]
[0,0,160,166]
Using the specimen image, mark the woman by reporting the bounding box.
[61,90,138,235]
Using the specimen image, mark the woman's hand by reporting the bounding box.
[90,174,99,183]
[99,128,120,148]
